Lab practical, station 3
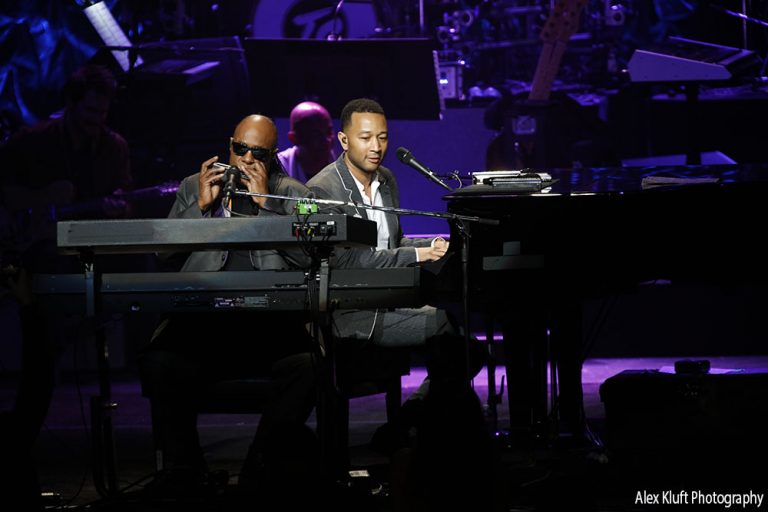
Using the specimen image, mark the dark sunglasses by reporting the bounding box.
[231,141,275,162]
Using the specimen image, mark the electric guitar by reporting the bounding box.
[488,0,587,169]
[529,0,588,102]
[2,180,179,250]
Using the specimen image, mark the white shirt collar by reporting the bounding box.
[348,170,389,249]
[349,170,380,199]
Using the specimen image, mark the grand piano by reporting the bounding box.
[441,163,768,442]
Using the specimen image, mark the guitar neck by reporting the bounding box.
[54,182,178,220]
[527,0,586,102]
[528,40,569,101]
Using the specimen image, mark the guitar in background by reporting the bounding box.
[485,0,615,170]
[1,180,179,254]
[0,59,139,271]
[529,0,587,102]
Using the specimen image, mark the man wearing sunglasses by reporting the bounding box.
[139,115,320,499]
[169,114,311,271]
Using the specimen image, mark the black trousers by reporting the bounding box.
[138,312,318,469]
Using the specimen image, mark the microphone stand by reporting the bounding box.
[327,0,345,41]
[236,190,498,226]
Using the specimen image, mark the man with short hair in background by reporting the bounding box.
[277,101,337,182]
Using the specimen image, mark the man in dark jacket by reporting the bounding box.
[307,99,485,454]
[140,115,320,496]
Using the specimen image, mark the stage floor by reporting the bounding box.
[6,355,768,511]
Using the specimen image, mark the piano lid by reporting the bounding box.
[445,163,768,199]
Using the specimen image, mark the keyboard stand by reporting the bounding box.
[78,252,120,497]
[54,213,381,496]
[305,247,346,479]
[683,83,701,165]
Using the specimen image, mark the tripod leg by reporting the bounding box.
[91,324,118,497]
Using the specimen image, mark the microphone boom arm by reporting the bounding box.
[234,190,499,225]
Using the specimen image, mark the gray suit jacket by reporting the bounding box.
[306,154,432,269]
[169,168,312,272]
[306,154,434,340]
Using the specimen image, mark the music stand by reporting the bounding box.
[242,38,444,119]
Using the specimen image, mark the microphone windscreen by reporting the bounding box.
[396,147,411,163]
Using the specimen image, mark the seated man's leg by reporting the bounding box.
[372,306,485,393]
[139,315,234,474]
[139,347,207,471]
[343,306,484,456]
[245,352,319,463]
[369,307,494,505]
[335,306,437,399]
[242,351,323,493]
[240,319,320,489]
[333,306,485,399]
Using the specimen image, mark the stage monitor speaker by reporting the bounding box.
[242,38,444,120]
[600,368,768,487]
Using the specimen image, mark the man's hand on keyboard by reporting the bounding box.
[417,240,449,262]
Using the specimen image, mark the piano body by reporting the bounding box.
[443,164,768,440]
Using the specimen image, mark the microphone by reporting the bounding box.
[396,147,453,191]
[221,167,238,204]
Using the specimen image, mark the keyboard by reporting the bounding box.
[33,268,423,313]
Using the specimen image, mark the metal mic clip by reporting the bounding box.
[214,162,249,185]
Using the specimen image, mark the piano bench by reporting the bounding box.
[141,344,410,472]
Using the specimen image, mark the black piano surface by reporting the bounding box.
[444,164,768,304]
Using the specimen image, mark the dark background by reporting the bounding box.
[2,0,768,364]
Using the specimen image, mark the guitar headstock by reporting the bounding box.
[158,181,181,195]
[539,0,588,44]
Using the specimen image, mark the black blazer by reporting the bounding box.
[168,166,313,272]
[306,154,432,269]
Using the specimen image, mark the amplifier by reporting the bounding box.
[599,368,768,487]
